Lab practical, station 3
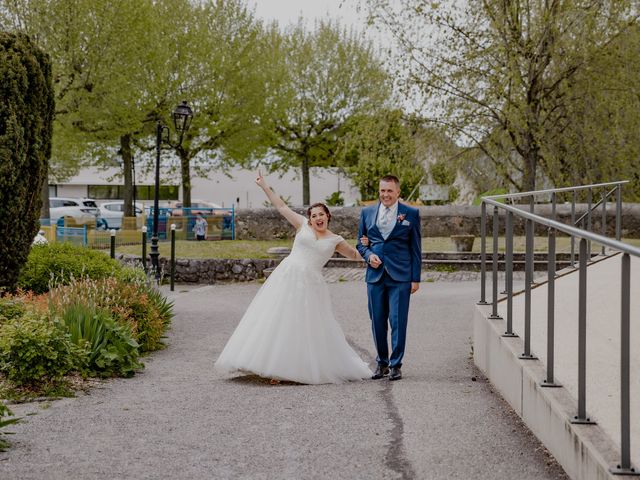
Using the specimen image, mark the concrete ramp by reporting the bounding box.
[474,254,640,479]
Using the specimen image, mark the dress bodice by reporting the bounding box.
[286,221,343,271]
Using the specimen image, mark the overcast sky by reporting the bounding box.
[246,0,425,115]
[246,0,371,34]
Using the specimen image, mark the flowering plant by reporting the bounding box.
[397,213,406,223]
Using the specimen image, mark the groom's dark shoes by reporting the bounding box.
[371,365,389,379]
[389,366,402,381]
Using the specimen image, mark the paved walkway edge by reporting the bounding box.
[473,305,621,480]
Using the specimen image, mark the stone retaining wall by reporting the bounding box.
[234,203,640,239]
[117,254,279,283]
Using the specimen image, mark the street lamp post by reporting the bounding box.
[150,101,193,283]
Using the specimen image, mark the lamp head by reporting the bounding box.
[172,101,193,134]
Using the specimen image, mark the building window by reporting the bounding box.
[135,185,179,201]
[88,185,120,199]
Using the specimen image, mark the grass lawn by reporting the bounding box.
[116,236,640,259]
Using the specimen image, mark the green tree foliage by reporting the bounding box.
[337,109,424,200]
[544,23,640,199]
[264,20,390,205]
[1,0,275,211]
[429,161,455,186]
[1,1,193,213]
[0,32,54,291]
[164,0,269,208]
[366,0,640,194]
[0,1,132,183]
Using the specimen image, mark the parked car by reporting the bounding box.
[98,201,145,229]
[168,200,224,216]
[49,197,101,226]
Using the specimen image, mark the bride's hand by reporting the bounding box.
[255,170,267,189]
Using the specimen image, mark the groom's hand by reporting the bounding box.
[368,254,382,268]
[411,282,420,294]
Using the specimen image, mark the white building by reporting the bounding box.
[49,165,360,208]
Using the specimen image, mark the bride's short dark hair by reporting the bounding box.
[307,202,331,224]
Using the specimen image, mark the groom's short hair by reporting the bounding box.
[380,175,400,186]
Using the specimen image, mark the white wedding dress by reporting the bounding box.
[214,218,372,384]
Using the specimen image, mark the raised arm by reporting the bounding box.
[335,240,362,260]
[256,171,304,230]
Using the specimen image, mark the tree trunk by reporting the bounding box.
[40,167,50,220]
[522,141,538,192]
[180,149,192,208]
[120,134,134,217]
[302,155,310,206]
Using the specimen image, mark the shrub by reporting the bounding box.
[17,243,126,294]
[145,287,175,329]
[325,191,344,206]
[0,403,20,451]
[49,277,172,353]
[448,186,459,203]
[0,311,82,385]
[60,302,142,377]
[0,298,26,323]
[430,161,456,186]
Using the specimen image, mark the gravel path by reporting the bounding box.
[0,272,567,479]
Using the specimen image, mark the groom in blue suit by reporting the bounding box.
[357,175,422,381]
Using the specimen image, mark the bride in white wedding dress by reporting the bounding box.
[214,172,372,384]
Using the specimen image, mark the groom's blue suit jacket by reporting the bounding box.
[356,202,422,283]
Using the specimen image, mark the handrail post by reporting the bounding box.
[571,190,576,268]
[571,238,596,424]
[502,210,517,337]
[519,211,537,360]
[528,196,535,284]
[610,254,635,474]
[478,201,488,305]
[587,188,592,258]
[601,189,607,255]
[542,193,560,386]
[616,184,622,241]
[490,206,502,319]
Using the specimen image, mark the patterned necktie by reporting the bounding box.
[379,206,393,239]
[381,207,391,225]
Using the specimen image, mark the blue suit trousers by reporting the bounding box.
[367,271,411,368]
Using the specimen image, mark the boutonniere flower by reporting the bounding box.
[397,213,406,223]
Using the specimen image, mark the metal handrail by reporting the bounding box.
[484,180,629,200]
[482,199,640,257]
[573,186,618,226]
[478,180,636,475]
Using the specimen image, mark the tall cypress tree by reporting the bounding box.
[0,32,54,291]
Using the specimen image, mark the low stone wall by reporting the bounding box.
[117,254,279,283]
[234,203,640,239]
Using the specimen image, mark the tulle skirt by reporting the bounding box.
[214,258,372,384]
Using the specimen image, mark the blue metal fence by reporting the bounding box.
[55,225,87,245]
[42,204,235,248]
